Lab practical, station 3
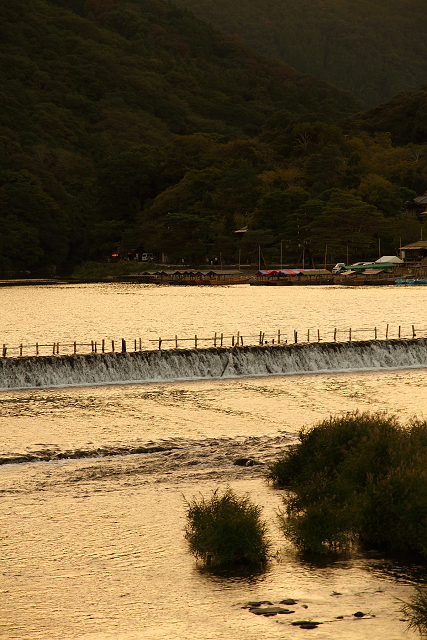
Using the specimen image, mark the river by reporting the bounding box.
[2,283,427,639]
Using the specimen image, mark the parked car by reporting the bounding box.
[332,263,346,274]
[141,253,155,262]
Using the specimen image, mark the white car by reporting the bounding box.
[332,263,346,274]
[141,253,155,262]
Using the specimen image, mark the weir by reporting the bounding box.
[0,339,426,390]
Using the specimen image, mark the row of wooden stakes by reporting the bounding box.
[0,325,419,357]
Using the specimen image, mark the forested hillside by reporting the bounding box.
[171,0,427,109]
[0,0,426,273]
[346,85,427,146]
[0,0,360,272]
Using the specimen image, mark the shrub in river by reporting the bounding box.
[184,487,271,567]
[267,412,427,554]
[400,587,427,636]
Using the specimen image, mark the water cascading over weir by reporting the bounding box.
[0,339,427,390]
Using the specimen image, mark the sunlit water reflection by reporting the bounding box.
[1,284,427,638]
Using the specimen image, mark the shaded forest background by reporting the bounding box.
[171,0,427,109]
[1,0,427,273]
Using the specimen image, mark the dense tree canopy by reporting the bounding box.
[0,0,426,272]
[170,0,427,109]
[345,86,427,146]
[0,0,362,271]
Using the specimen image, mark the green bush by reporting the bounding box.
[268,412,427,555]
[400,587,427,636]
[184,487,271,567]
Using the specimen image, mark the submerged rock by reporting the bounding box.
[234,457,261,466]
[249,606,295,616]
[292,620,321,629]
[279,598,298,605]
[242,601,273,608]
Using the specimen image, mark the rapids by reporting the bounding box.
[0,339,426,390]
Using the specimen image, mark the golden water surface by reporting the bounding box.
[1,283,427,639]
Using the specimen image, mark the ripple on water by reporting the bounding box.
[0,469,420,640]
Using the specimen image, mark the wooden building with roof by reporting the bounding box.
[400,240,427,264]
[404,192,427,222]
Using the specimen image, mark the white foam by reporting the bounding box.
[0,340,426,390]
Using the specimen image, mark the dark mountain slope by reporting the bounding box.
[345,85,427,146]
[170,0,427,108]
[0,0,362,271]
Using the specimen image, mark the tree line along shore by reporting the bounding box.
[2,0,427,276]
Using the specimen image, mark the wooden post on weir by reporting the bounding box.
[57,342,59,354]
[36,343,39,355]
[349,328,352,342]
[318,329,320,342]
[112,340,115,352]
[122,339,126,353]
[375,327,377,340]
[74,341,77,354]
[2,344,6,358]
[195,335,198,348]
[259,331,262,345]
[94,342,97,353]
[20,344,23,356]
[307,329,310,342]
[237,331,240,346]
[52,343,55,355]
[175,335,178,349]
[412,325,416,338]
[214,332,217,347]
[278,329,280,344]
[334,328,337,341]
[398,326,401,339]
[232,335,234,346]
[158,337,162,350]
[139,338,142,351]
[134,339,137,351]
[241,335,243,346]
[221,333,223,347]
[102,339,105,353]
[386,324,389,339]
[91,340,94,353]
[294,330,297,344]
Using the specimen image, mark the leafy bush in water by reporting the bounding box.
[185,487,270,567]
[401,587,427,636]
[268,412,427,555]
